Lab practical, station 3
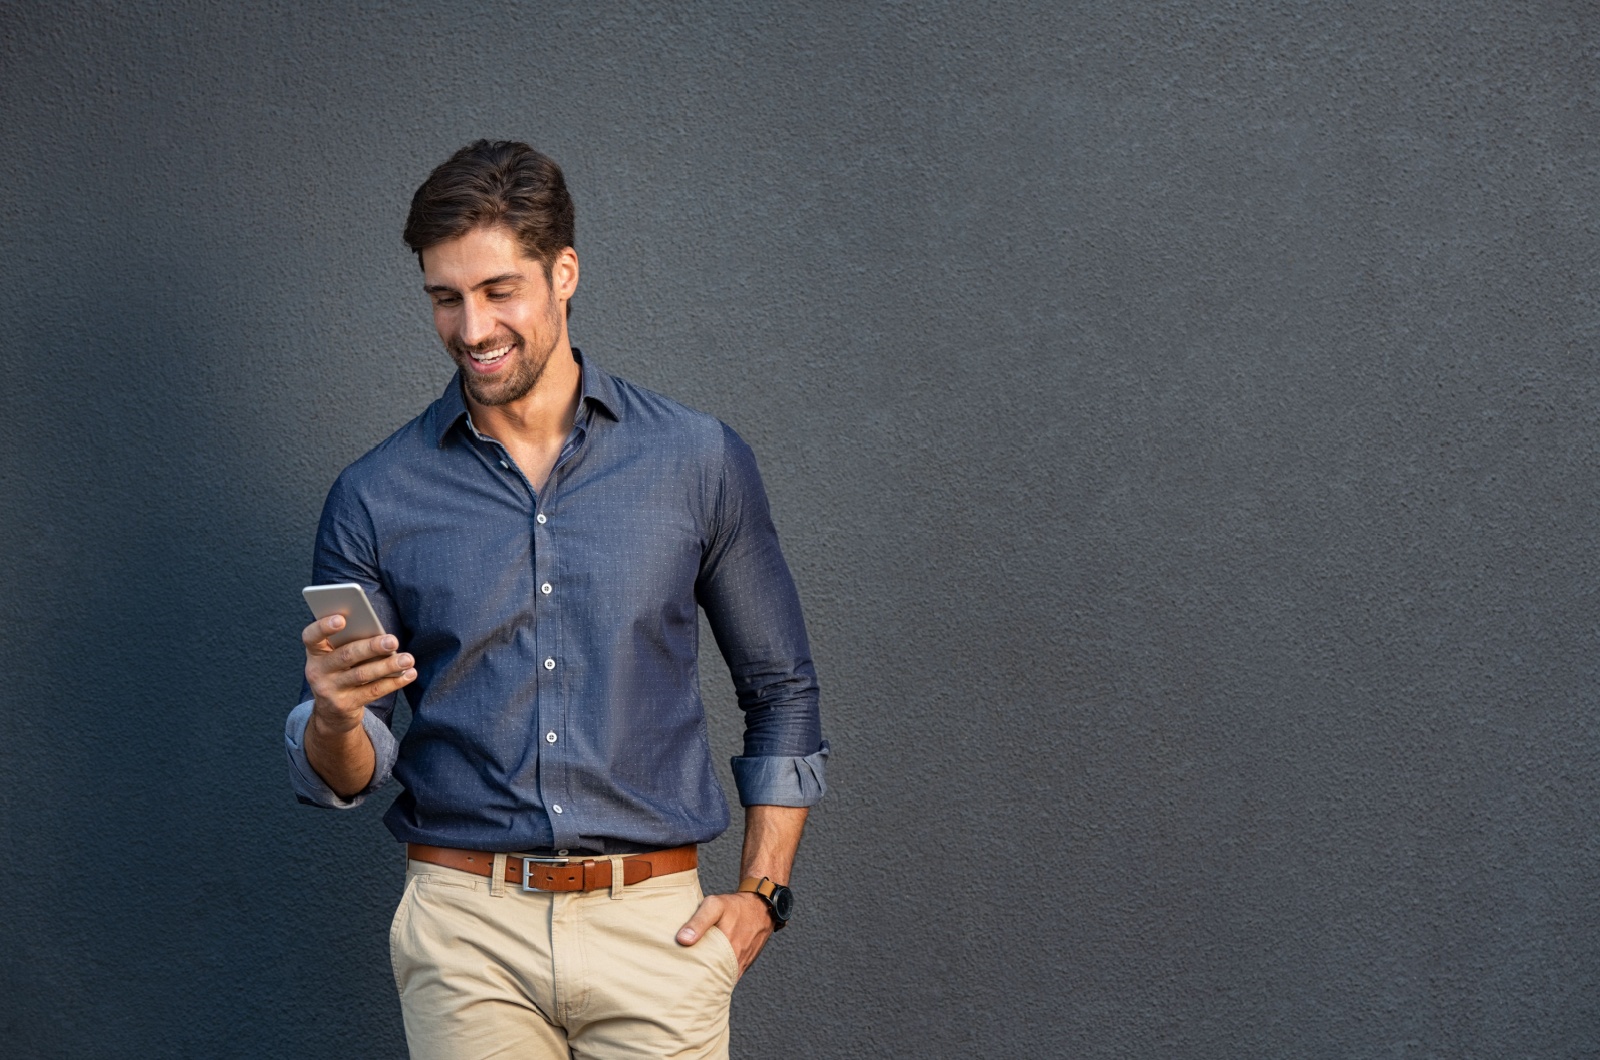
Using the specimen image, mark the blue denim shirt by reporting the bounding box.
[284,353,827,854]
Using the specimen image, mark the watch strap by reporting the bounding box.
[738,876,789,930]
[738,876,777,900]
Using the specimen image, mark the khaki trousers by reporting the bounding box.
[390,858,739,1059]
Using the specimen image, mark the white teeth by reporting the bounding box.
[470,344,512,364]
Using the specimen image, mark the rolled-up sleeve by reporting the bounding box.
[731,740,830,807]
[284,700,401,808]
[285,471,407,808]
[697,424,828,807]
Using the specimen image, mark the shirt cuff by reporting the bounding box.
[730,740,829,808]
[284,700,398,809]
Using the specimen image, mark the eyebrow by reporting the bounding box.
[423,271,525,295]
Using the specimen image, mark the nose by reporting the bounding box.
[459,296,496,348]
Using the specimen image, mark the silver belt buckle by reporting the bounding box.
[520,855,569,892]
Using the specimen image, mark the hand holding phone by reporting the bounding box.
[300,583,416,726]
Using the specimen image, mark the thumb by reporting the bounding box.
[676,895,722,946]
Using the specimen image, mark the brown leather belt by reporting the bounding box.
[406,843,697,892]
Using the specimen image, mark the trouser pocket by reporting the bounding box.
[389,873,422,995]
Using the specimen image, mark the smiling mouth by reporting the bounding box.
[468,343,514,366]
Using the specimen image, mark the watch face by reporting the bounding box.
[771,884,794,921]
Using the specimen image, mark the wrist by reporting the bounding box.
[737,876,794,930]
[308,702,365,739]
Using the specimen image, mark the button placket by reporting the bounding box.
[531,412,587,850]
[532,493,571,845]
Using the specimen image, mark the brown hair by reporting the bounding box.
[403,140,576,312]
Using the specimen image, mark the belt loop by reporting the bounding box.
[490,853,508,898]
[608,855,625,900]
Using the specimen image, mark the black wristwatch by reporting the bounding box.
[738,876,794,931]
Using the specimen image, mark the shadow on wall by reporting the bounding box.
[1,197,412,1057]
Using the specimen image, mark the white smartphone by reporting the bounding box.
[302,583,388,649]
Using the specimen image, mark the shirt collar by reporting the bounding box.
[432,347,621,448]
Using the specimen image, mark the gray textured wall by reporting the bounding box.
[3,1,1598,1057]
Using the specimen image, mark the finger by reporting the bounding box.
[353,668,417,702]
[322,666,417,710]
[676,895,724,946]
[332,634,399,672]
[308,635,399,685]
[301,615,346,651]
[339,653,416,689]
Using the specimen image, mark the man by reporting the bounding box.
[284,140,827,1059]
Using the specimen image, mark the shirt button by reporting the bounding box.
[544,658,556,670]
[499,460,509,469]
[536,513,547,524]
[557,849,568,856]
[541,583,552,595]
[552,804,563,814]
[546,731,557,744]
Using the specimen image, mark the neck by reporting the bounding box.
[465,340,582,447]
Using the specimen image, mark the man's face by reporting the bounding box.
[421,225,577,408]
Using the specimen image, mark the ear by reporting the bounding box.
[550,246,579,303]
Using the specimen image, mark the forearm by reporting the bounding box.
[739,804,808,884]
[678,805,808,964]
[304,708,377,799]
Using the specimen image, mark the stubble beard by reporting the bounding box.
[450,299,563,408]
